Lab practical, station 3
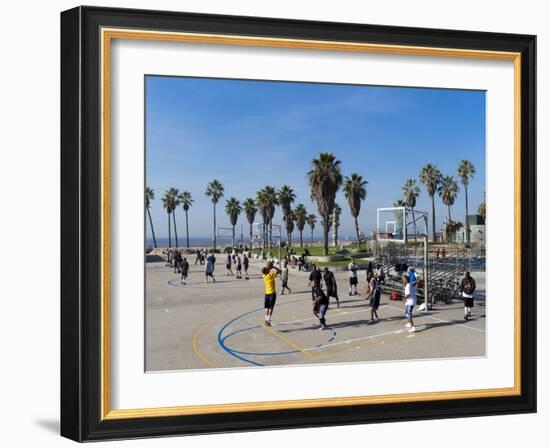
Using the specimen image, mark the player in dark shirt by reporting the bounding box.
[308,265,322,300]
[312,286,330,330]
[323,267,340,308]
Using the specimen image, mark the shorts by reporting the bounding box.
[264,293,277,309]
[326,287,337,298]
[405,304,414,318]
[370,291,381,310]
[349,277,358,286]
[226,263,231,269]
[463,295,474,308]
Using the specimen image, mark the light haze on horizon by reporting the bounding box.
[145,76,486,241]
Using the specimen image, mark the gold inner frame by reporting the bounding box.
[100,28,522,420]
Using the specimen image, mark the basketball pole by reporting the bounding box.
[423,213,430,311]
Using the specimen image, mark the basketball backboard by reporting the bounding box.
[376,207,406,242]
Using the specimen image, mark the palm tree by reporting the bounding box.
[243,198,257,246]
[284,209,295,250]
[457,160,476,244]
[402,178,421,241]
[167,188,180,248]
[308,152,343,255]
[343,173,368,246]
[278,185,296,247]
[224,197,242,249]
[478,192,486,223]
[205,179,224,250]
[255,190,270,249]
[419,163,442,241]
[307,214,317,245]
[293,204,308,247]
[438,175,460,221]
[332,203,342,247]
[178,191,193,248]
[145,187,158,248]
[257,186,278,248]
[161,190,175,248]
[166,188,180,248]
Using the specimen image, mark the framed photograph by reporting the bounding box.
[61,6,536,442]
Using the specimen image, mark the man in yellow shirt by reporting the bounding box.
[262,261,281,326]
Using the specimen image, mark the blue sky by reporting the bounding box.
[146,76,485,240]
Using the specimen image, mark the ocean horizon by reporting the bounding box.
[146,236,329,248]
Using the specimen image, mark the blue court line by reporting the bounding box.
[217,308,265,366]
[217,297,338,365]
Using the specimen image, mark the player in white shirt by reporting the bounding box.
[348,260,359,295]
[403,274,416,332]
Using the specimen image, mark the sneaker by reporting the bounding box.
[405,322,412,328]
[465,315,469,321]
[264,321,271,327]
[374,317,379,322]
[348,292,352,296]
[409,326,416,332]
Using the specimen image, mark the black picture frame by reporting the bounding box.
[61,5,536,442]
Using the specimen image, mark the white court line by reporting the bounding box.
[303,328,408,352]
[276,306,369,326]
[386,304,486,334]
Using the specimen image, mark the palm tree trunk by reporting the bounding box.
[185,210,190,248]
[299,230,303,247]
[412,207,417,242]
[172,211,179,249]
[448,205,452,221]
[213,203,217,250]
[269,219,273,249]
[465,185,470,244]
[311,228,314,245]
[167,213,172,248]
[323,216,330,256]
[249,222,253,247]
[147,208,158,248]
[232,225,235,249]
[354,216,360,247]
[431,194,436,242]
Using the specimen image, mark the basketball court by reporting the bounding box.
[145,252,486,371]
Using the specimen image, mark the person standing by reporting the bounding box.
[226,253,234,276]
[194,249,201,265]
[312,285,330,330]
[403,274,416,332]
[460,271,477,320]
[236,255,243,279]
[174,250,182,274]
[180,257,189,285]
[204,251,216,283]
[281,261,292,295]
[348,259,359,295]
[243,253,250,280]
[366,271,381,322]
[308,265,322,299]
[323,267,340,308]
[262,261,281,326]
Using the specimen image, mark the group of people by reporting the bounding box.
[260,257,477,334]
[225,252,250,279]
[164,249,190,284]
